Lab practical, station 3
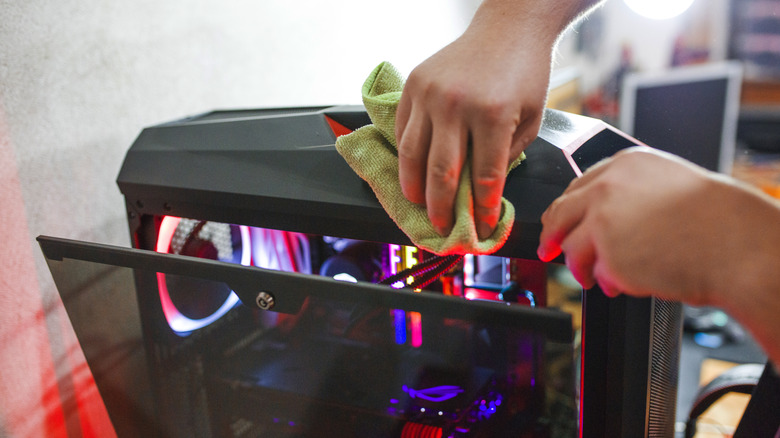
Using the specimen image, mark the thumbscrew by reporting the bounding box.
[255,292,275,310]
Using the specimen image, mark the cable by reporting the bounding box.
[379,254,463,290]
[407,255,463,290]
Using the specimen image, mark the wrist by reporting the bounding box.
[719,236,780,364]
[468,1,565,49]
[709,180,780,309]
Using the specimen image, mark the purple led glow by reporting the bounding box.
[473,394,502,421]
[402,385,464,402]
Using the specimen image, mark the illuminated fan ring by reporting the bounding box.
[155,216,250,335]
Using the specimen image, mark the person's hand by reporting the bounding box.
[537,146,780,306]
[395,4,560,240]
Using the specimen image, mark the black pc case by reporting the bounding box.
[39,106,683,437]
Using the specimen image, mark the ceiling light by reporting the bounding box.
[624,0,695,19]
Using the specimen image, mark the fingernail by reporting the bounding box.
[537,244,560,262]
[477,221,493,240]
[597,281,621,298]
[434,224,449,237]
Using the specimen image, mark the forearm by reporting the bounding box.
[468,0,605,47]
[722,269,780,365]
[712,183,780,364]
[728,285,780,366]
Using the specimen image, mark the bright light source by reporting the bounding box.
[333,273,358,283]
[624,0,694,19]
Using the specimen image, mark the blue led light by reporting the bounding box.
[394,309,407,345]
[694,332,724,349]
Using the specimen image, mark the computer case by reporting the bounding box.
[40,106,683,437]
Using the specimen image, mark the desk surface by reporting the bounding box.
[732,148,780,199]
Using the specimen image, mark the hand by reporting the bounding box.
[537,147,780,307]
[395,6,557,240]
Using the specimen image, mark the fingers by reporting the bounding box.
[397,105,433,206]
[562,153,614,195]
[593,263,623,298]
[398,102,531,239]
[470,116,513,239]
[395,87,412,144]
[537,185,590,262]
[396,81,541,239]
[564,146,659,195]
[425,118,468,236]
[469,106,542,239]
[538,154,632,297]
[540,184,621,294]
[509,109,542,162]
[559,226,596,289]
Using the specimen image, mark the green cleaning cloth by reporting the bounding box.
[335,62,524,255]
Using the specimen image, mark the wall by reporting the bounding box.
[0,1,477,435]
[557,0,732,92]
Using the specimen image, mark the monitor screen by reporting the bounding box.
[620,62,742,173]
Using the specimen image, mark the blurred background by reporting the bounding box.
[1,0,779,436]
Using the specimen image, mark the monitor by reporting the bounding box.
[620,62,743,174]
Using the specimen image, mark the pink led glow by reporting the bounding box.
[410,311,422,348]
[388,244,424,347]
[464,288,500,302]
[155,216,249,335]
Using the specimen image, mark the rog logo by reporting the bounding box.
[402,385,464,402]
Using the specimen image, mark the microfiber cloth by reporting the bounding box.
[335,62,524,255]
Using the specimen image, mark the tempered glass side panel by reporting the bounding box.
[41,245,159,437]
[39,237,575,438]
